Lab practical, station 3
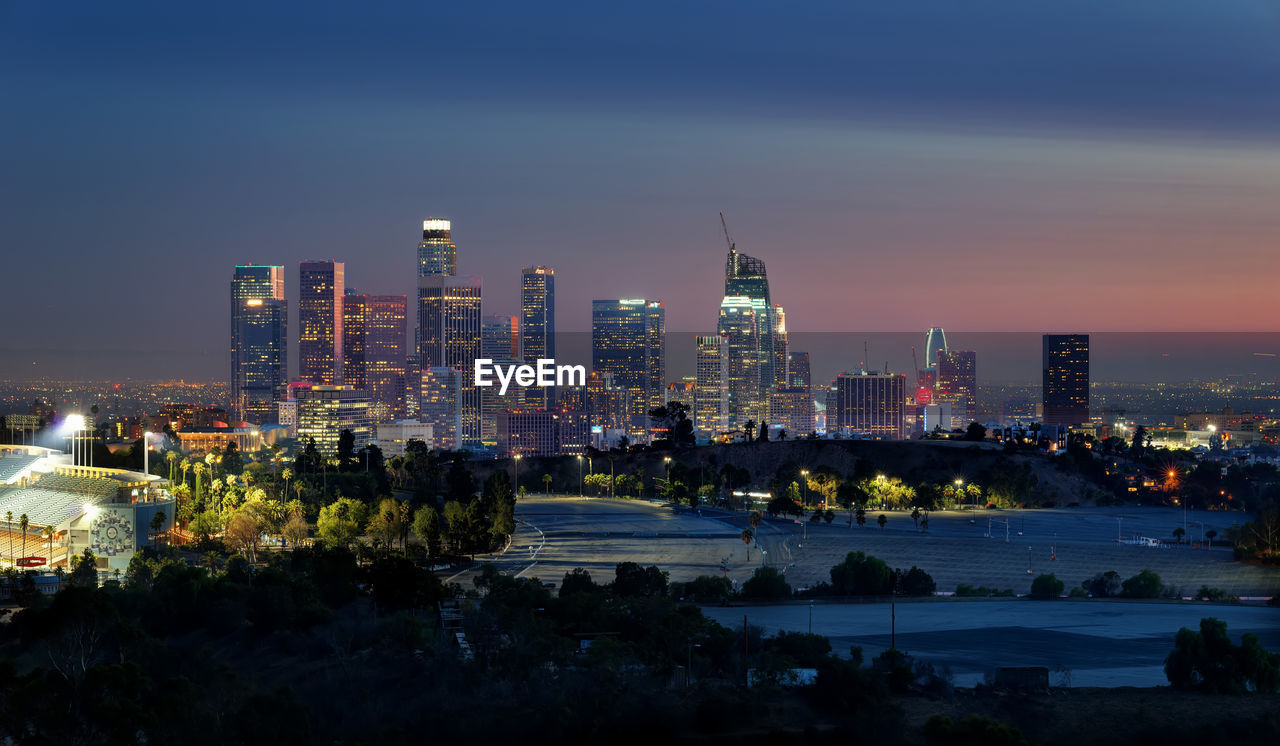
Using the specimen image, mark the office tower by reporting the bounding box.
[299,260,344,385]
[418,275,482,444]
[585,370,631,433]
[592,299,665,433]
[772,305,789,389]
[832,372,907,440]
[924,327,948,370]
[481,314,520,359]
[342,294,408,422]
[770,387,812,438]
[341,291,367,389]
[497,409,589,457]
[295,385,372,455]
[521,266,555,408]
[418,218,456,277]
[936,349,977,423]
[230,265,287,424]
[787,351,811,390]
[375,420,433,456]
[404,353,421,419]
[695,334,729,435]
[717,240,776,428]
[1043,334,1090,426]
[419,367,462,449]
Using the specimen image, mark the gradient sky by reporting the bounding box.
[4,1,1280,381]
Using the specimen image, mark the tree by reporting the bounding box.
[316,497,367,549]
[1082,570,1122,597]
[1121,569,1163,599]
[612,562,669,597]
[1173,527,1186,544]
[923,714,1028,746]
[877,513,887,530]
[365,498,404,555]
[19,513,28,561]
[281,466,294,500]
[282,513,308,549]
[740,528,753,559]
[1205,529,1217,548]
[964,422,987,441]
[443,501,467,553]
[1030,573,1064,599]
[744,420,755,441]
[225,511,262,562]
[829,551,892,595]
[1130,425,1148,459]
[337,429,356,471]
[542,473,552,495]
[897,566,936,596]
[855,506,866,527]
[149,509,167,548]
[823,509,834,524]
[766,494,802,518]
[911,507,921,530]
[742,566,791,599]
[757,420,769,442]
[1165,617,1280,693]
[68,549,99,587]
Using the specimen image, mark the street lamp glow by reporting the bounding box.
[61,414,86,434]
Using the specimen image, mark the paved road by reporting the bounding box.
[501,497,1280,598]
[705,599,1280,687]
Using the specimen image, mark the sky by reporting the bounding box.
[3,1,1280,381]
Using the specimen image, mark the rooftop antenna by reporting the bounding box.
[720,212,736,254]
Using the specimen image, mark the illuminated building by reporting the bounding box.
[832,372,907,440]
[1042,334,1090,426]
[298,260,344,385]
[176,427,264,455]
[418,218,456,277]
[694,334,728,435]
[936,349,977,423]
[585,370,630,432]
[591,299,665,433]
[520,266,555,408]
[294,385,372,455]
[157,404,229,430]
[343,292,407,422]
[924,327,948,370]
[481,314,519,359]
[375,420,433,456]
[717,240,777,428]
[497,408,589,457]
[772,305,789,389]
[417,275,482,445]
[787,351,810,390]
[419,367,462,449]
[769,386,812,438]
[230,265,287,424]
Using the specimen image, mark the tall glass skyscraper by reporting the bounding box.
[924,327,948,369]
[718,243,776,428]
[418,218,456,277]
[695,334,728,435]
[299,260,344,385]
[521,266,555,408]
[936,349,977,422]
[592,299,665,433]
[231,265,286,424]
[1043,334,1090,426]
[418,275,482,444]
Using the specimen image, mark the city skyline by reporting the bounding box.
[7,3,1280,383]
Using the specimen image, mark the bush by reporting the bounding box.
[741,566,791,600]
[830,551,892,595]
[1121,569,1162,599]
[955,584,1013,597]
[1194,586,1238,603]
[1082,571,1122,597]
[924,714,1028,746]
[897,566,936,596]
[767,630,832,667]
[674,574,733,601]
[1030,573,1064,599]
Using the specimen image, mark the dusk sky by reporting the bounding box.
[4,1,1280,381]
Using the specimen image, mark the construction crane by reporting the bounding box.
[720,212,736,254]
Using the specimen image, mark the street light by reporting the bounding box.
[577,455,584,496]
[800,469,809,508]
[513,454,523,495]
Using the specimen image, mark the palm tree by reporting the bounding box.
[4,510,11,563]
[877,513,887,530]
[41,525,54,565]
[150,510,167,548]
[281,467,293,501]
[19,514,29,562]
[542,473,552,495]
[1173,527,1186,544]
[179,458,191,488]
[192,462,208,508]
[1205,529,1217,548]
[165,450,179,484]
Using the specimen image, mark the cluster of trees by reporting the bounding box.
[1165,617,1280,693]
[731,551,937,601]
[1073,569,1170,599]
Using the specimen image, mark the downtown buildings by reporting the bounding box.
[298,260,345,386]
[591,299,665,434]
[230,265,287,424]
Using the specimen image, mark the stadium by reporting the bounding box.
[0,444,174,578]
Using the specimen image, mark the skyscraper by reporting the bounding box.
[299,260,344,385]
[521,266,555,408]
[344,293,407,422]
[924,327,948,370]
[481,314,519,360]
[295,385,372,455]
[787,351,811,390]
[417,275,482,444]
[418,218,456,277]
[592,299,665,433]
[1043,334,1090,426]
[772,305,789,389]
[230,265,287,424]
[718,239,776,428]
[695,334,729,436]
[832,372,908,440]
[936,349,977,423]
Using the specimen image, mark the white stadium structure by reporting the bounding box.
[0,445,174,574]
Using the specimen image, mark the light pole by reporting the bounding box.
[955,478,966,510]
[513,454,522,495]
[808,599,814,634]
[664,456,672,499]
[800,469,809,508]
[577,455,584,496]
